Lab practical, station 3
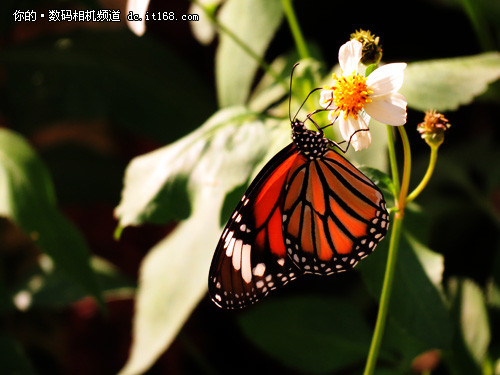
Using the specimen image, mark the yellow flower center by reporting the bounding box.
[326,73,372,120]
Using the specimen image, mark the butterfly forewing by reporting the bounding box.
[282,149,388,275]
[209,145,300,309]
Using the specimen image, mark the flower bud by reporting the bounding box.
[411,349,442,373]
[350,29,383,66]
[417,110,451,147]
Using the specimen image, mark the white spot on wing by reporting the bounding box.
[253,263,266,277]
[232,240,243,271]
[224,231,234,249]
[241,244,252,283]
[226,237,235,257]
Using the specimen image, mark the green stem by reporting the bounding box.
[397,126,412,211]
[457,0,495,51]
[281,0,310,59]
[363,212,404,375]
[193,0,288,90]
[406,143,438,203]
[386,126,400,201]
[363,125,412,375]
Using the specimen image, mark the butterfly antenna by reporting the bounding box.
[329,128,371,153]
[289,63,324,122]
[292,87,323,122]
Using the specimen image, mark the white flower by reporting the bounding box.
[126,0,150,36]
[319,39,407,151]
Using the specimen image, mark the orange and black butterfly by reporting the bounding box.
[209,68,389,310]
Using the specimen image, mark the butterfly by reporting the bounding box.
[208,69,389,310]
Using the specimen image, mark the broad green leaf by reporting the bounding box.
[401,52,500,111]
[445,278,486,375]
[216,0,283,107]
[359,228,452,350]
[406,233,444,288]
[115,107,272,229]
[118,108,277,375]
[452,278,491,364]
[238,295,372,374]
[375,233,447,372]
[359,167,394,198]
[119,197,222,375]
[1,30,214,142]
[0,128,104,310]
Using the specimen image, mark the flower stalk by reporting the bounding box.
[406,143,439,203]
[364,109,449,374]
[363,210,404,375]
[398,126,412,211]
[363,124,411,375]
[386,126,400,202]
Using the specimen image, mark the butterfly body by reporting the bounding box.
[209,119,388,310]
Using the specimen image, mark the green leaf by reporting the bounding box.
[1,30,214,142]
[359,167,394,201]
[119,198,222,375]
[115,107,272,229]
[118,108,277,375]
[451,278,491,364]
[358,228,452,350]
[216,0,284,107]
[238,295,372,374]
[401,52,500,111]
[0,128,104,310]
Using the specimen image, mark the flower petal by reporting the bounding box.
[338,40,363,74]
[126,0,150,36]
[319,89,335,109]
[365,92,407,126]
[367,63,406,97]
[338,113,371,151]
[328,110,338,122]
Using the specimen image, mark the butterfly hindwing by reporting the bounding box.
[209,145,301,309]
[282,149,388,275]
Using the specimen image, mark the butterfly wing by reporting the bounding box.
[209,144,302,309]
[282,149,388,274]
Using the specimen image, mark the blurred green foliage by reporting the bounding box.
[0,0,500,374]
